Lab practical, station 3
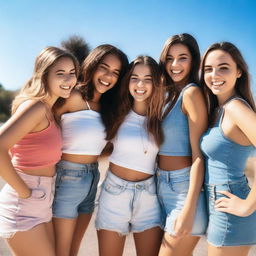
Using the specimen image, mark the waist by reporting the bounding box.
[62,153,99,164]
[158,155,192,171]
[109,163,153,182]
[16,166,56,177]
[106,170,155,187]
[57,160,98,171]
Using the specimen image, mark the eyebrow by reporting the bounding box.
[100,62,120,72]
[56,68,75,72]
[167,53,189,57]
[204,63,231,67]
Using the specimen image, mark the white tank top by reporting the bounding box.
[109,110,159,174]
[61,102,107,155]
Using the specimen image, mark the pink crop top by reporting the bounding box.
[9,120,62,170]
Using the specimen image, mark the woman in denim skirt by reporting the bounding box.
[157,33,208,256]
[96,56,164,256]
[200,42,256,256]
[52,44,128,256]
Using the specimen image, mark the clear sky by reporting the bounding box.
[0,0,255,95]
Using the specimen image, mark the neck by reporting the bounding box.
[92,90,101,103]
[132,101,148,116]
[44,96,58,108]
[217,90,237,106]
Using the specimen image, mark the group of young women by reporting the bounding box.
[0,33,255,256]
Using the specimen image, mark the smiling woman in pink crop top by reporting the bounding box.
[0,46,78,256]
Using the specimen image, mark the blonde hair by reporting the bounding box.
[12,46,79,113]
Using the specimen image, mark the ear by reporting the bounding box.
[237,69,242,78]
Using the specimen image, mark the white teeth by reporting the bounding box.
[60,85,71,90]
[172,70,182,74]
[136,90,145,94]
[212,81,224,86]
[99,79,110,86]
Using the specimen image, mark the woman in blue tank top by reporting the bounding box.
[157,33,208,256]
[200,42,256,255]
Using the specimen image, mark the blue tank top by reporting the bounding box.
[200,97,254,184]
[159,83,198,156]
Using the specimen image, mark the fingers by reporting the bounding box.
[217,190,233,198]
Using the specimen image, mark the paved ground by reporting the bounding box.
[1,157,256,255]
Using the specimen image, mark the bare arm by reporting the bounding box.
[173,86,208,236]
[215,100,256,216]
[0,100,48,198]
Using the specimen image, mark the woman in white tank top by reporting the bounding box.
[52,44,128,256]
[96,56,164,256]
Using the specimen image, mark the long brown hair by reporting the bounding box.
[107,56,164,146]
[159,33,201,116]
[77,44,129,135]
[200,42,256,125]
[12,47,79,115]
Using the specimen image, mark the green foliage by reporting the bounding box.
[0,83,15,122]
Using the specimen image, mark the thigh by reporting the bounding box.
[7,223,55,256]
[159,232,200,256]
[53,217,77,256]
[208,243,251,256]
[133,227,163,256]
[70,213,93,256]
[97,229,126,256]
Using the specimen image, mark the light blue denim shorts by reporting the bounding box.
[157,166,208,236]
[205,176,256,246]
[53,160,100,218]
[95,171,162,235]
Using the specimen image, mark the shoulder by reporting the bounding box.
[15,100,48,118]
[58,89,86,114]
[183,84,204,106]
[183,84,202,98]
[225,98,253,116]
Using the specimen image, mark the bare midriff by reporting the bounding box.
[158,155,192,171]
[109,162,153,182]
[19,165,56,177]
[61,153,99,164]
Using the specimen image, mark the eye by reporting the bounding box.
[204,67,212,73]
[166,57,173,62]
[180,57,187,61]
[113,71,120,77]
[130,77,138,82]
[56,73,64,76]
[70,72,76,76]
[145,78,152,83]
[220,66,229,71]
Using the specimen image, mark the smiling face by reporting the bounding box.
[47,57,77,100]
[92,54,121,96]
[129,64,153,103]
[165,43,192,85]
[204,49,241,103]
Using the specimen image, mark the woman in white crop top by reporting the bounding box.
[52,43,128,256]
[96,56,164,256]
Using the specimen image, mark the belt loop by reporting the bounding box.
[213,185,216,201]
[167,172,170,183]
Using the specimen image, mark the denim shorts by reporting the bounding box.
[0,171,55,238]
[205,176,256,246]
[157,166,208,236]
[95,171,162,235]
[53,160,100,218]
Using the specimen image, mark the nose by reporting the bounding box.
[171,58,179,67]
[137,80,144,87]
[211,68,220,78]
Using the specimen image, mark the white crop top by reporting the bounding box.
[61,102,107,155]
[109,110,159,174]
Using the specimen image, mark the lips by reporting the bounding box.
[171,70,182,74]
[135,89,146,95]
[60,85,72,90]
[212,81,225,86]
[99,79,110,86]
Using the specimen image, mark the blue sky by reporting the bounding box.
[0,0,256,95]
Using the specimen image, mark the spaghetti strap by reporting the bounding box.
[85,101,91,110]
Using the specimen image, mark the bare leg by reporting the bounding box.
[53,217,77,256]
[133,226,163,256]
[70,213,92,256]
[158,232,200,256]
[208,243,250,256]
[6,223,55,256]
[97,229,126,256]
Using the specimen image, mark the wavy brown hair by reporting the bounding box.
[12,46,79,116]
[107,55,164,146]
[200,42,256,125]
[77,44,129,136]
[159,33,201,116]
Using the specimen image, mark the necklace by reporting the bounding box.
[137,116,148,154]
